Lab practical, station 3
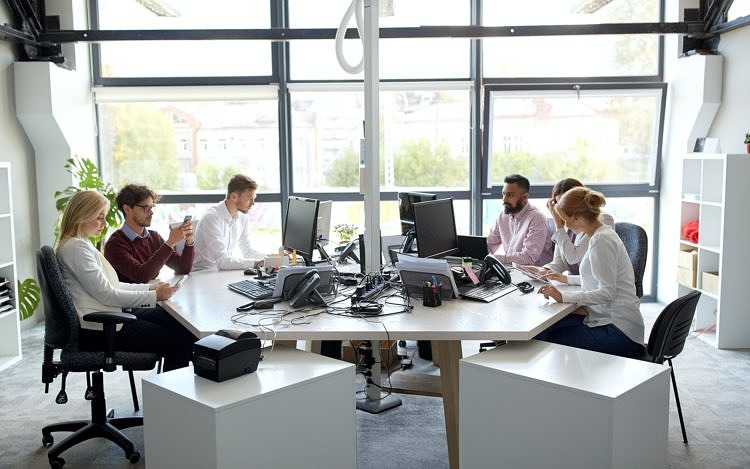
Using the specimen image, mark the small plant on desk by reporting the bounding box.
[334,223,357,243]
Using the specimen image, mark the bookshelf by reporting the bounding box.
[0,162,22,371]
[678,154,750,348]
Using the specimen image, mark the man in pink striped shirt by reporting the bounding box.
[486,174,553,267]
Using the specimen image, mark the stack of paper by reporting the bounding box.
[0,278,14,313]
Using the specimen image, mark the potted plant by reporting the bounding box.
[333,223,357,243]
[745,132,750,153]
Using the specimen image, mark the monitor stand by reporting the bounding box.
[337,240,360,264]
[402,230,417,254]
[316,242,332,263]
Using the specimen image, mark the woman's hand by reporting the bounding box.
[542,271,568,283]
[537,284,562,302]
[547,198,565,229]
[154,282,178,301]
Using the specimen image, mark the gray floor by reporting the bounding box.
[1,302,749,468]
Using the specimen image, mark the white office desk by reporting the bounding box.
[161,269,577,469]
[143,347,356,469]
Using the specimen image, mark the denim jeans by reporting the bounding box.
[534,313,643,358]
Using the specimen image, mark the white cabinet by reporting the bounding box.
[679,154,750,348]
[0,162,22,371]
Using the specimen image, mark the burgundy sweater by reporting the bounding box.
[104,229,195,284]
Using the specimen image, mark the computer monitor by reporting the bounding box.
[282,196,320,266]
[412,198,459,259]
[316,200,332,243]
[398,192,437,236]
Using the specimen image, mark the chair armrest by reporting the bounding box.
[82,311,136,325]
[81,311,137,371]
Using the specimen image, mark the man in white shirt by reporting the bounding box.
[193,174,265,271]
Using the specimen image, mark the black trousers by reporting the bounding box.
[79,306,197,371]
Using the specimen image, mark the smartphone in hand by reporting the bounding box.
[170,215,193,229]
[172,275,187,287]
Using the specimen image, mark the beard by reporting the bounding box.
[503,201,523,214]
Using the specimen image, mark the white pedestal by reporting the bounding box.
[459,340,670,469]
[143,347,356,469]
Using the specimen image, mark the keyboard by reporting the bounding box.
[227,280,274,300]
[460,282,517,303]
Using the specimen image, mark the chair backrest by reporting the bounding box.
[614,222,648,298]
[36,245,80,350]
[645,290,701,363]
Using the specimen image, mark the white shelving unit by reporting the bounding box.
[0,162,22,371]
[679,154,750,348]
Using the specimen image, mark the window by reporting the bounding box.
[485,87,664,188]
[483,0,660,77]
[95,0,272,79]
[96,92,280,193]
[288,0,470,80]
[289,85,471,192]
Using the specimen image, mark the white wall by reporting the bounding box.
[0,3,41,314]
[659,1,750,302]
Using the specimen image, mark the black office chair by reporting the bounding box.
[37,246,159,468]
[614,222,648,298]
[637,290,701,444]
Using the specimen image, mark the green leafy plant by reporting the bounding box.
[333,223,357,243]
[744,132,750,144]
[54,156,122,248]
[17,278,41,321]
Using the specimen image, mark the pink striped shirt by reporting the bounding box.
[486,203,553,266]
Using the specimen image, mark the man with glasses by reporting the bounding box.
[486,173,553,267]
[104,184,195,283]
[193,174,265,271]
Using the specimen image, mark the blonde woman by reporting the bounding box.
[535,187,644,358]
[56,190,195,371]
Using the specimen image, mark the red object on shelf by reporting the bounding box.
[681,220,699,243]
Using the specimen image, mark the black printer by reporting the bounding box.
[193,329,262,382]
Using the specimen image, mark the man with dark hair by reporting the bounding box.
[486,173,553,266]
[193,174,265,271]
[104,184,195,283]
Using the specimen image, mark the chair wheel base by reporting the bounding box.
[49,456,65,468]
[42,434,54,447]
[128,451,141,463]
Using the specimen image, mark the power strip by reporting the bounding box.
[351,282,386,301]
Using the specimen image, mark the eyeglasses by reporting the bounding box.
[134,204,156,212]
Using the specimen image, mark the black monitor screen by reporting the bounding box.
[413,198,459,259]
[283,196,320,262]
[398,192,436,235]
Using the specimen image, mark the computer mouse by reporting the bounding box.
[244,267,258,276]
[517,281,534,294]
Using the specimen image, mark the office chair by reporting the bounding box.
[37,246,160,468]
[614,222,648,298]
[637,290,701,444]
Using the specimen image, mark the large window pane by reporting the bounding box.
[288,0,470,80]
[482,197,654,296]
[290,87,471,192]
[96,0,271,78]
[98,99,280,193]
[486,88,662,187]
[483,0,659,77]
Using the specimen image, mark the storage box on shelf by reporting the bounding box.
[676,246,697,288]
[679,154,750,348]
[0,162,22,372]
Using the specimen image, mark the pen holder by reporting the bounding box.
[422,285,442,307]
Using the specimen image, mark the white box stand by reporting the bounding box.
[143,347,356,469]
[460,340,670,469]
